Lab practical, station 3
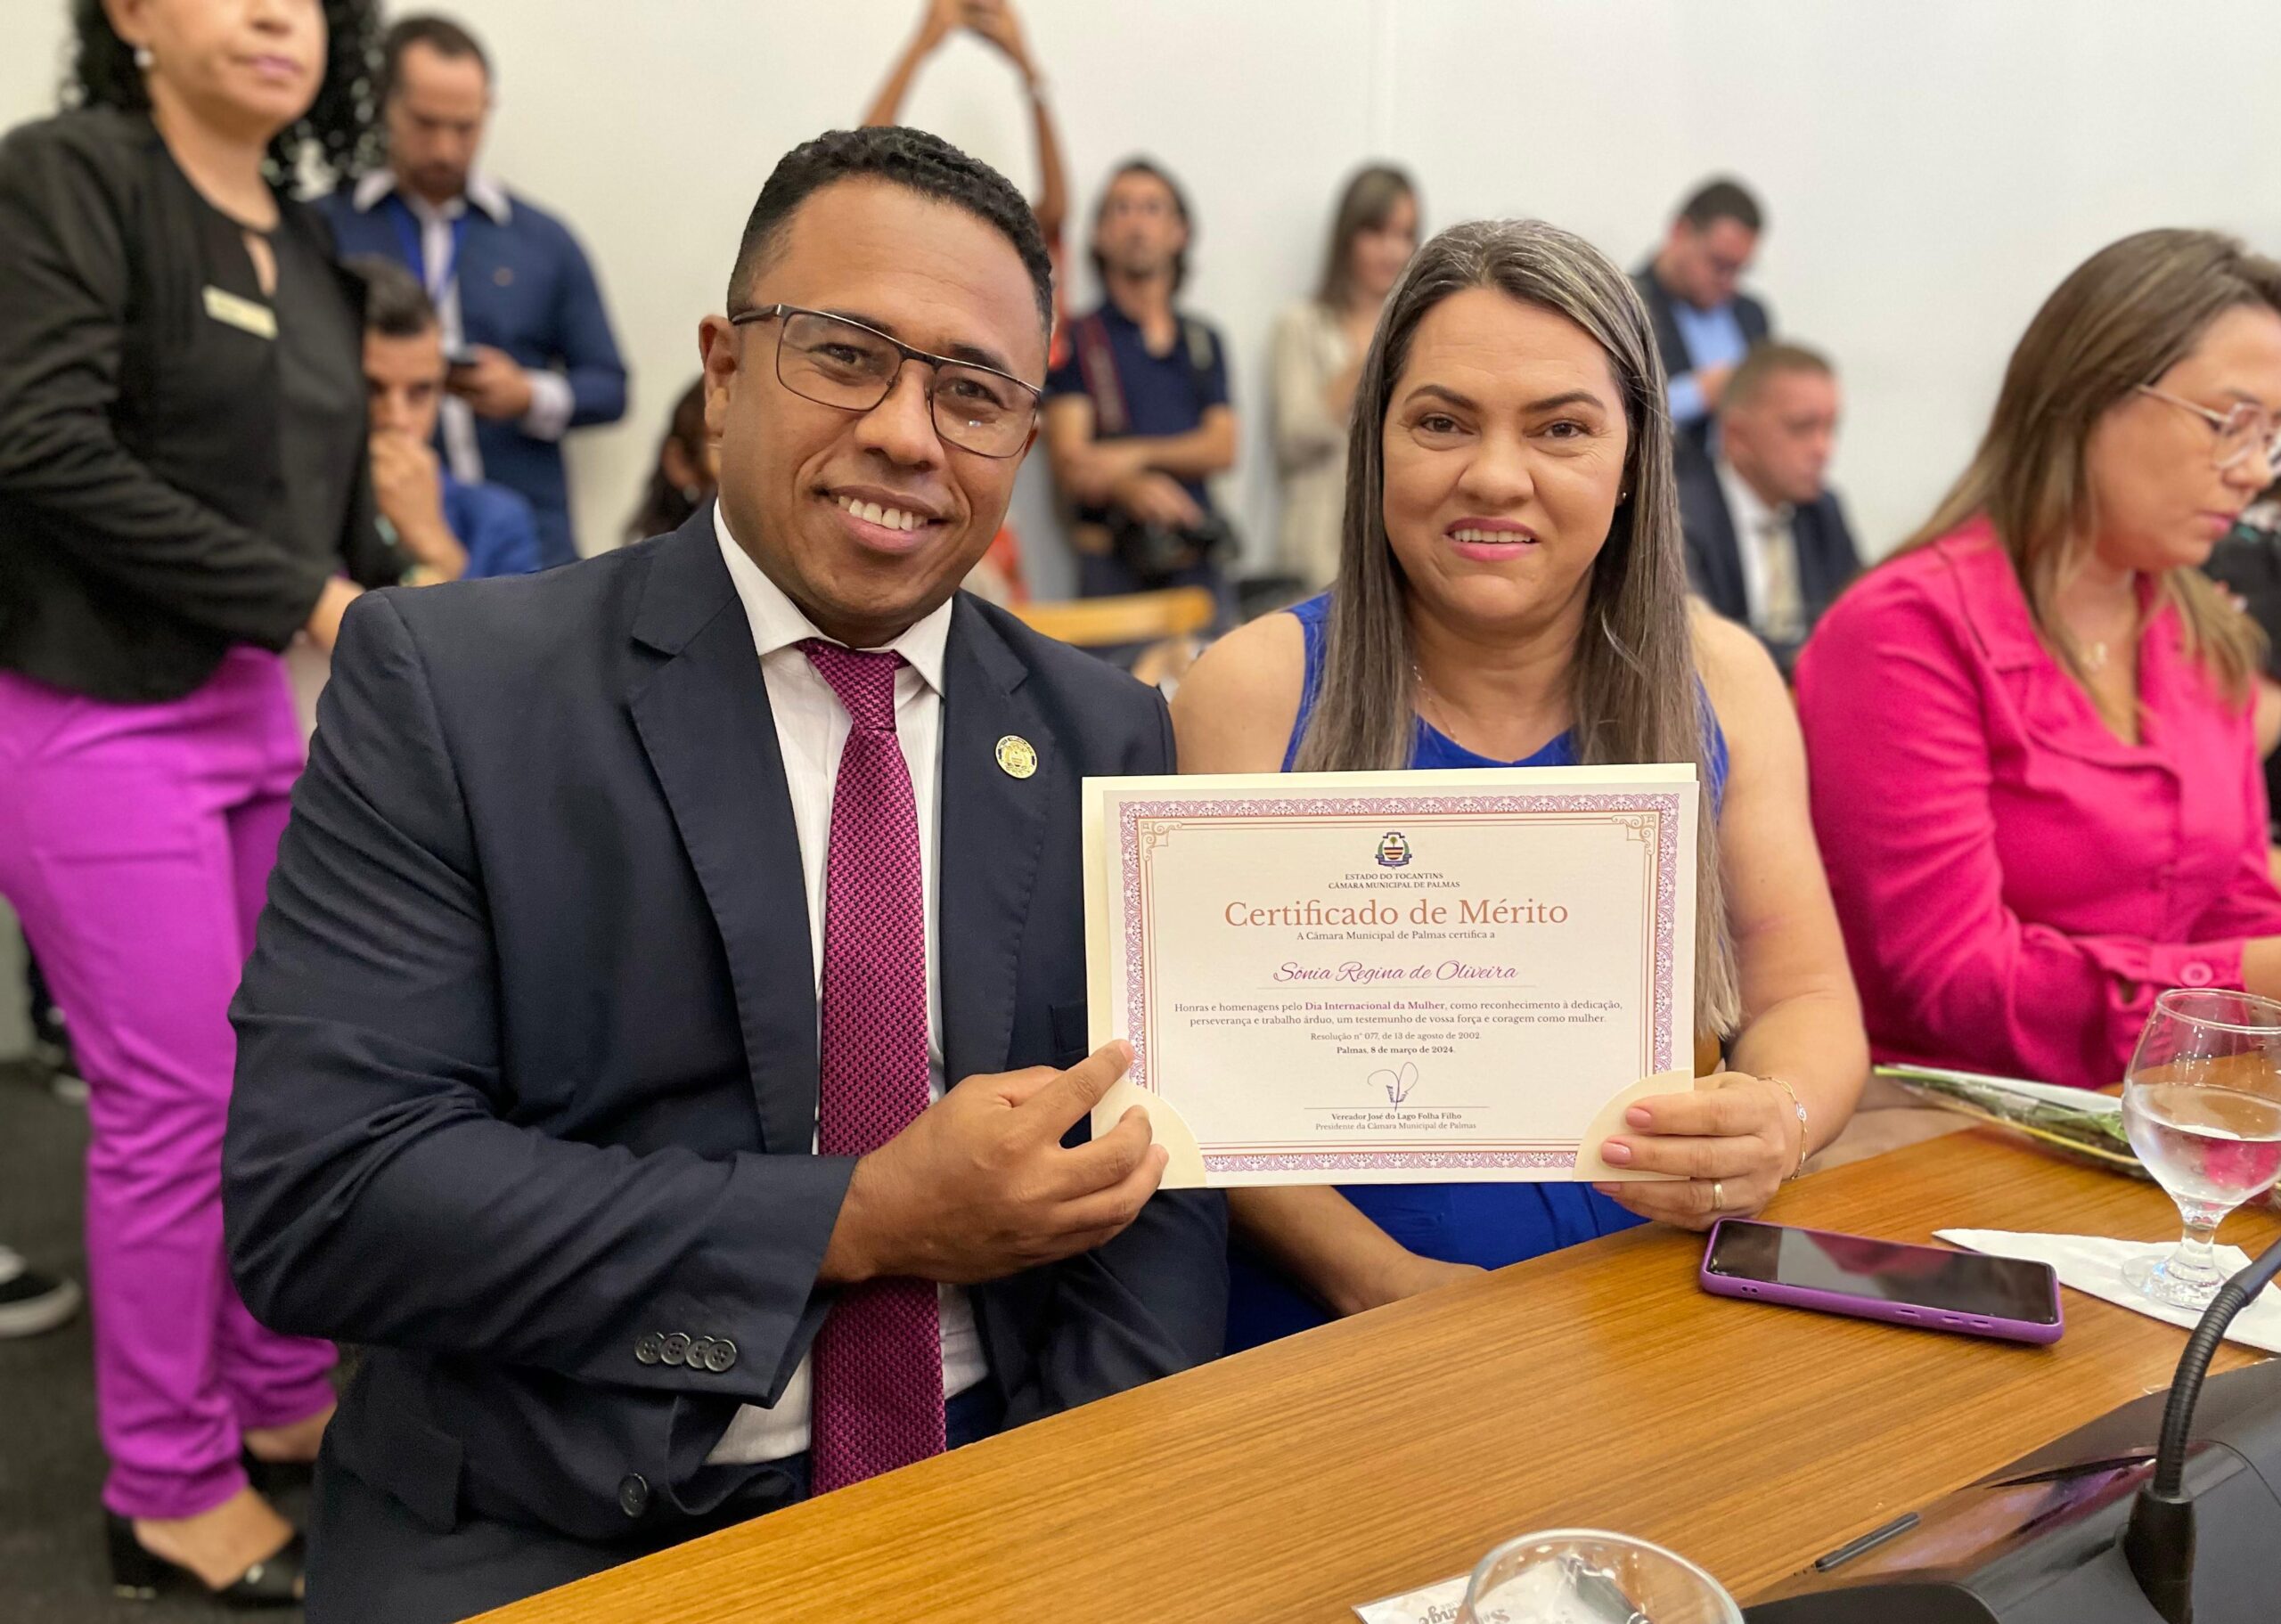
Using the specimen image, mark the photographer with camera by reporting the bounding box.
[1045,159,1239,606]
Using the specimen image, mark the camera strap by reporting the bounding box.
[1071,312,1222,441]
[1071,314,1131,437]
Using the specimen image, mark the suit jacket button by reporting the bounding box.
[706,1337,738,1373]
[660,1332,691,1367]
[618,1473,650,1518]
[634,1332,664,1366]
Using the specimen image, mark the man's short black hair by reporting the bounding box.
[729,126,1054,347]
[1678,177,1763,235]
[380,12,491,103]
[348,254,438,340]
[1090,157,1191,294]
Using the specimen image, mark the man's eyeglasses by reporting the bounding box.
[2136,384,2281,475]
[728,304,1041,460]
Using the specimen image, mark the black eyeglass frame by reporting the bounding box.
[727,302,1043,459]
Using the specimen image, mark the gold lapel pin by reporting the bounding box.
[494,266,513,286]
[994,735,1038,779]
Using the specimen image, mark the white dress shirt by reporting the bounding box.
[1714,453,1801,639]
[703,504,986,1465]
[349,169,576,482]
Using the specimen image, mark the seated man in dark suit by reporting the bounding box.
[1633,177,1772,453]
[225,126,1226,1624]
[1676,340,1862,675]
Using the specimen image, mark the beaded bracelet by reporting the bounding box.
[1764,1073,1811,1179]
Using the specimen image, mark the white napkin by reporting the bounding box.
[1353,1575,1466,1623]
[1936,1228,2281,1353]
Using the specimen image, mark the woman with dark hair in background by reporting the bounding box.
[624,376,715,543]
[1175,219,1865,1351]
[1270,164,1419,589]
[0,0,394,1602]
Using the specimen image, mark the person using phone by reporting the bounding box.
[1173,217,1868,1352]
[318,13,628,567]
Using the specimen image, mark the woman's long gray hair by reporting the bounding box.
[1290,218,1740,1037]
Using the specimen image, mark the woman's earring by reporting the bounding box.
[134,45,154,70]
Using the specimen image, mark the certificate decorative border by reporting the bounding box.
[1117,790,1683,1176]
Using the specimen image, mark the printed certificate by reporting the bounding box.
[1084,766,1697,1188]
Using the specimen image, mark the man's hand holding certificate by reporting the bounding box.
[1085,765,1699,1187]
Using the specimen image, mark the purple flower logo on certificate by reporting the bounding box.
[1376,830,1413,869]
[1373,1061,1420,1105]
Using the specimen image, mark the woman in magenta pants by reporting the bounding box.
[0,0,397,1603]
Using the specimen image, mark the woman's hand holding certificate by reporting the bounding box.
[1592,1072,1807,1229]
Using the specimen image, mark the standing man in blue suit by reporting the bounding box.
[227,126,1226,1624]
[320,15,627,567]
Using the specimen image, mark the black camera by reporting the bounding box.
[1108,511,1238,587]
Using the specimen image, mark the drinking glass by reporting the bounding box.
[1458,1530,1741,1624]
[2120,989,2281,1310]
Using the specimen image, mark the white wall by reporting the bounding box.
[6,1,2281,589]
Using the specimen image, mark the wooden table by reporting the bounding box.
[481,1130,2277,1622]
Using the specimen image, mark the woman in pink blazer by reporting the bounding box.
[1797,230,2281,1090]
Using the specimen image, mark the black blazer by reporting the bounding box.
[1631,262,1771,452]
[1675,443,1862,675]
[0,109,396,703]
[2202,525,2281,830]
[224,512,1227,1608]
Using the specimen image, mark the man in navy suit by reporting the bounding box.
[1676,341,1862,676]
[227,126,1227,1623]
[1632,178,1773,454]
[319,15,626,567]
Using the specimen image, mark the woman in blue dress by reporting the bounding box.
[1172,219,1868,1350]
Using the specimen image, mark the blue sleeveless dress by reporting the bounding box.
[1224,592,1731,1352]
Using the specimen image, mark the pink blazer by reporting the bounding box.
[1794,518,2281,1090]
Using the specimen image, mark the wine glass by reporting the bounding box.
[2120,988,2281,1311]
[1459,1530,1741,1624]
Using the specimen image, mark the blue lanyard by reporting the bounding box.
[387,193,469,300]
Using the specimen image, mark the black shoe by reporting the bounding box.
[104,1512,305,1607]
[0,1248,81,1339]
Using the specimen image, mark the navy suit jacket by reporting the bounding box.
[225,510,1227,1592]
[319,184,626,567]
[1675,444,1861,676]
[1630,262,1771,453]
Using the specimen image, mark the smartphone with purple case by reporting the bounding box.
[1701,1218,2064,1344]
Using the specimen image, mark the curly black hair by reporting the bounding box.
[66,0,383,184]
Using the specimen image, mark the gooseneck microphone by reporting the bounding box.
[2123,1230,2281,1624]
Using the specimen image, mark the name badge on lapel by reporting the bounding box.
[202,285,276,340]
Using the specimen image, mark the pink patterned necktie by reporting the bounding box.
[797,639,944,1494]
